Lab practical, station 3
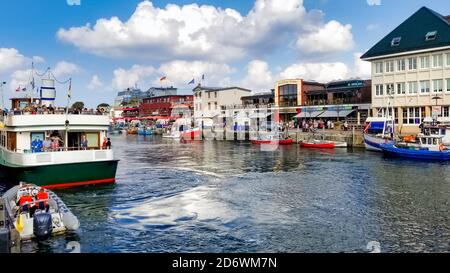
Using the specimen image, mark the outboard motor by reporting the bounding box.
[33,213,52,241]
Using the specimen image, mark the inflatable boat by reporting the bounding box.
[2,182,80,241]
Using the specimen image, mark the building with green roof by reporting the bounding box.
[361,6,450,135]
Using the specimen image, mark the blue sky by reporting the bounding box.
[0,0,449,108]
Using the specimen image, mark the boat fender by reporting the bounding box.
[440,143,445,151]
[62,212,80,231]
[33,213,53,241]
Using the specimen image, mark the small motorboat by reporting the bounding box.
[299,140,335,149]
[138,127,154,136]
[251,139,294,145]
[2,182,80,241]
[379,135,450,161]
[127,128,138,135]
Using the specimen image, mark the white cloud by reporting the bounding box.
[367,0,381,6]
[157,60,234,87]
[32,56,45,63]
[111,61,234,90]
[352,52,371,79]
[0,48,27,75]
[296,20,354,54]
[87,75,103,90]
[112,65,156,90]
[57,0,352,60]
[67,0,81,6]
[241,60,274,92]
[52,61,81,78]
[9,69,32,92]
[279,62,350,83]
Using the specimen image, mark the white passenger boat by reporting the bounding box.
[0,69,118,188]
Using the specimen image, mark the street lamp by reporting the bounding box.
[432,96,442,106]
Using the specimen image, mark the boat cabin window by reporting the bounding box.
[86,132,100,149]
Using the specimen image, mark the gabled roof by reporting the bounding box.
[361,7,450,60]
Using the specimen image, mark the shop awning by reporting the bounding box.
[318,109,355,118]
[294,110,324,118]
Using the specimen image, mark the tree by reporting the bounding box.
[97,103,110,109]
[71,101,85,111]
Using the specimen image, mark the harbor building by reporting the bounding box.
[274,79,371,123]
[361,6,450,134]
[114,86,178,106]
[241,90,275,107]
[139,95,193,118]
[192,85,252,119]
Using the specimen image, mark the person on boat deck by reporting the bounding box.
[34,188,49,213]
[102,137,108,149]
[80,135,88,150]
[17,194,34,216]
[43,136,52,152]
[51,138,60,151]
[31,136,43,153]
[106,138,111,149]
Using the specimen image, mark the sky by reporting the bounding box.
[0,0,449,108]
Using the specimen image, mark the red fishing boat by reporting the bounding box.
[299,140,335,149]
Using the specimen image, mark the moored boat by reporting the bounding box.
[0,69,119,188]
[299,140,335,149]
[379,135,450,161]
[2,182,80,241]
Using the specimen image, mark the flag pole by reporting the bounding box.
[64,78,72,151]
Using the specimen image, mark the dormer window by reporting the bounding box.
[391,37,401,46]
[425,31,437,41]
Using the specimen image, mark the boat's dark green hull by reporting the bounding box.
[0,160,119,189]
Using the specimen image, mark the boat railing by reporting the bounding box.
[14,147,112,154]
[5,109,108,116]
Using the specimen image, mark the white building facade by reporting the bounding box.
[362,7,450,134]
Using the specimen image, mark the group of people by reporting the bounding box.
[300,119,335,132]
[31,136,61,153]
[17,187,50,217]
[31,134,111,153]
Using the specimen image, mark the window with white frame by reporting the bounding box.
[375,62,383,74]
[420,56,430,69]
[408,57,417,70]
[432,54,443,68]
[386,83,394,95]
[385,61,394,73]
[408,81,418,94]
[396,82,406,95]
[375,84,384,96]
[397,59,406,71]
[420,80,430,93]
[447,54,450,66]
[433,79,443,93]
[404,107,424,124]
[447,78,450,92]
[208,102,211,110]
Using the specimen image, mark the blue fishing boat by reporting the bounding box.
[379,135,450,161]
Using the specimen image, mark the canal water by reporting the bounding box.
[1,134,450,253]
